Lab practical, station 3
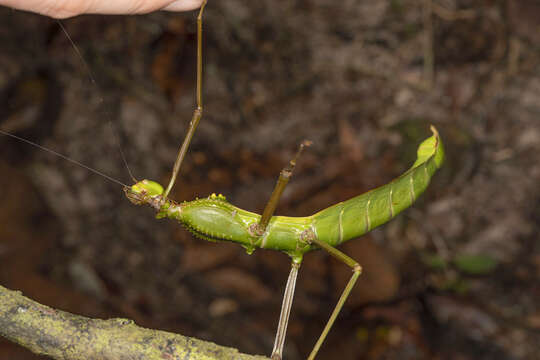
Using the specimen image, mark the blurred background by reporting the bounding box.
[0,1,539,359]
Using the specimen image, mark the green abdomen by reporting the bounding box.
[311,149,441,247]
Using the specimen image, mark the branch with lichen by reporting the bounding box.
[0,284,269,360]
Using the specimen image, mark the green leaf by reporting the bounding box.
[453,254,498,275]
[420,253,447,270]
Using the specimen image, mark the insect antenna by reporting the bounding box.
[57,20,139,184]
[0,128,129,188]
[57,21,96,87]
[111,123,138,183]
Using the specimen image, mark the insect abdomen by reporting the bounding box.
[311,127,444,247]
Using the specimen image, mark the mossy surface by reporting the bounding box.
[0,285,269,360]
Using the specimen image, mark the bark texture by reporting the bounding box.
[0,285,268,360]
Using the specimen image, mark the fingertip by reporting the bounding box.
[162,0,204,12]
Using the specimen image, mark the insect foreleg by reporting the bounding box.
[163,0,207,198]
[303,231,363,360]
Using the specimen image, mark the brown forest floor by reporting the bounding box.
[1,1,539,359]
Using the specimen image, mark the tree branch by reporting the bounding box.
[0,284,269,360]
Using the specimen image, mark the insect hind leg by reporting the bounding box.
[304,232,362,360]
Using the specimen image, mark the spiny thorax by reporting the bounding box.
[153,193,313,259]
[156,193,262,249]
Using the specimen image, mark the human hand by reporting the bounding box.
[0,0,204,18]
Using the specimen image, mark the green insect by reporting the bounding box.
[127,129,443,262]
[0,2,444,359]
[122,2,444,359]
[126,128,443,360]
